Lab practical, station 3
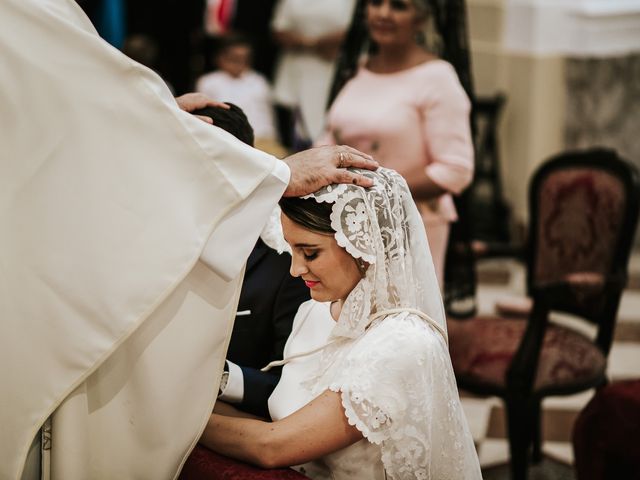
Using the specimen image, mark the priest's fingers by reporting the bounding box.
[194,114,214,124]
[335,146,377,171]
[331,169,375,188]
[282,146,378,197]
[175,93,230,114]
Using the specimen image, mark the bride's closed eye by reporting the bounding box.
[302,249,319,261]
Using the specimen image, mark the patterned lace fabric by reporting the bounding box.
[299,168,481,479]
[302,168,446,340]
[326,313,480,479]
[260,205,291,254]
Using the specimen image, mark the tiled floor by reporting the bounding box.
[459,254,640,479]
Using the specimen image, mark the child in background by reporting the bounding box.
[196,33,286,157]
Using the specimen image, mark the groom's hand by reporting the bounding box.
[283,146,378,197]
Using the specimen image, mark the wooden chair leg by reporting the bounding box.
[530,399,543,463]
[506,397,531,480]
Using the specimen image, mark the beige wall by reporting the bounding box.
[468,0,566,224]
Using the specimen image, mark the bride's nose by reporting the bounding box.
[290,253,308,277]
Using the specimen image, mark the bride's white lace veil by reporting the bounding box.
[289,167,447,341]
[278,168,482,479]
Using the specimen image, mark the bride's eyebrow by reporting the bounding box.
[294,243,320,248]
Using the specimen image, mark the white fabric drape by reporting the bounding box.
[0,1,287,478]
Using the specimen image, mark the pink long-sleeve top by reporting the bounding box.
[320,59,474,225]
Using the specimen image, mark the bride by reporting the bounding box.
[200,167,481,479]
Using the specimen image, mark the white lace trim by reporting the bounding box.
[321,315,480,480]
[259,205,290,254]
[301,168,446,343]
[330,383,389,445]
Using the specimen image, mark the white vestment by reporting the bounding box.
[0,1,288,478]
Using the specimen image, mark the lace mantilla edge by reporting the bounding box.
[260,205,291,254]
[329,382,443,480]
[329,383,389,445]
[319,314,479,480]
[302,176,378,264]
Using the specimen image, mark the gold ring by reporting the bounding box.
[338,151,346,168]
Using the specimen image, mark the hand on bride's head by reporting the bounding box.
[175,93,229,124]
[282,146,378,197]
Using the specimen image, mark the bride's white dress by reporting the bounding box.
[269,301,385,480]
[268,168,482,479]
[268,300,480,480]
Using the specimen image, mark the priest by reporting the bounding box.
[0,1,376,479]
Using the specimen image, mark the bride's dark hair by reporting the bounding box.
[279,197,335,235]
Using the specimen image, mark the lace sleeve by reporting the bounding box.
[327,314,481,480]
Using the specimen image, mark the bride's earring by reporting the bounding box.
[356,258,368,278]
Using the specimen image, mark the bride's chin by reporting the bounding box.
[309,290,331,303]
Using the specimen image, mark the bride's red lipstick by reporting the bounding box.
[304,280,320,288]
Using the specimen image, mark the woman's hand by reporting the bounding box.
[283,146,378,197]
[404,168,448,201]
[273,30,315,52]
[314,31,346,61]
[274,30,345,61]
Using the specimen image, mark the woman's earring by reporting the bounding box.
[356,258,368,278]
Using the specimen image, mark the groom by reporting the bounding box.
[0,1,376,479]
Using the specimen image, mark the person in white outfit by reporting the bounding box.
[196,33,286,156]
[271,0,357,143]
[0,2,379,478]
[201,168,482,479]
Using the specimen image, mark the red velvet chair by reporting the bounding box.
[448,148,640,480]
[572,379,640,480]
[180,445,311,480]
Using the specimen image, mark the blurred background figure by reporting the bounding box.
[319,0,474,286]
[122,33,159,69]
[204,0,280,81]
[122,33,174,93]
[204,0,235,36]
[196,34,286,157]
[271,0,357,149]
[125,0,204,94]
[77,0,126,49]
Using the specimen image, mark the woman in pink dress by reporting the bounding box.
[318,0,474,285]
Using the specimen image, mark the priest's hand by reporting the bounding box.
[175,93,229,124]
[283,146,379,197]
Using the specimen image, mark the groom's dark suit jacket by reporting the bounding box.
[227,239,309,418]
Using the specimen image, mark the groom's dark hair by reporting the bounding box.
[192,103,255,147]
[197,102,332,235]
